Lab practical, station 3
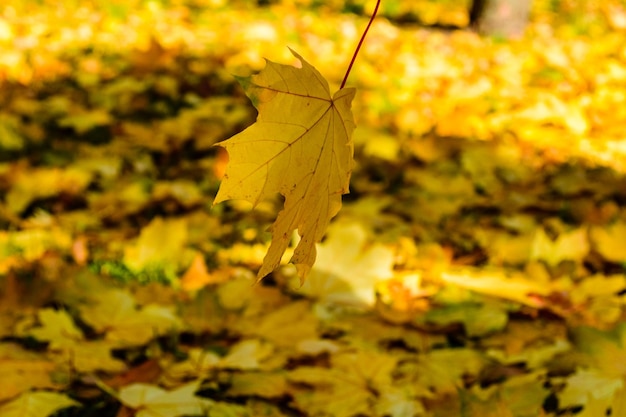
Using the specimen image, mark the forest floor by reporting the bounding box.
[2,1,626,416]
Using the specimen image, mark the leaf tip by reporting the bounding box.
[286,46,305,67]
[295,263,311,286]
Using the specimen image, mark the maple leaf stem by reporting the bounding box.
[340,0,381,89]
[87,374,121,400]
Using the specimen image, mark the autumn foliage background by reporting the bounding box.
[2,0,626,416]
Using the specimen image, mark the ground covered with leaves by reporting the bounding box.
[2,0,626,416]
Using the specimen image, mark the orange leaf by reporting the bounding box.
[180,253,213,292]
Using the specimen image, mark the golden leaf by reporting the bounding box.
[123,217,188,276]
[214,48,356,281]
[180,253,213,292]
[0,392,79,417]
[590,221,626,262]
[0,343,60,402]
[79,289,181,346]
[119,381,211,417]
[293,221,394,307]
[288,350,399,417]
[530,227,589,266]
[440,268,551,308]
[28,309,84,350]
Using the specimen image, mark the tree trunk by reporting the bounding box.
[470,0,532,39]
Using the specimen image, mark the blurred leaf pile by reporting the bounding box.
[2,0,626,416]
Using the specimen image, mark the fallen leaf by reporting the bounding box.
[238,300,318,348]
[6,167,92,215]
[530,227,589,266]
[424,301,508,337]
[288,350,399,417]
[400,348,487,395]
[55,341,127,373]
[227,371,289,399]
[293,221,395,307]
[481,231,534,265]
[440,268,550,308]
[123,217,188,278]
[71,235,89,265]
[152,180,204,209]
[8,228,73,263]
[218,339,273,370]
[459,372,547,417]
[558,369,623,409]
[0,113,24,150]
[119,380,211,417]
[0,391,79,417]
[569,274,625,324]
[104,359,162,390]
[79,289,181,347]
[0,343,60,402]
[590,220,626,262]
[578,392,613,417]
[180,253,213,291]
[204,402,250,417]
[375,386,426,417]
[57,108,111,134]
[570,325,626,377]
[166,348,221,380]
[608,385,626,417]
[214,48,356,281]
[28,308,84,350]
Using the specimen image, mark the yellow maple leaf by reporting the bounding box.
[0,391,79,417]
[218,339,274,370]
[213,48,356,281]
[53,341,127,374]
[123,217,188,277]
[28,308,84,350]
[79,289,181,346]
[530,226,589,266]
[57,108,111,135]
[0,343,60,402]
[440,268,551,307]
[288,350,400,417]
[239,300,318,348]
[590,221,626,262]
[119,381,211,417]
